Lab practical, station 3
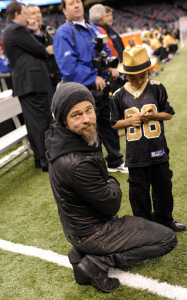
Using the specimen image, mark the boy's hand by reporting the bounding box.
[141,108,154,122]
[131,113,142,127]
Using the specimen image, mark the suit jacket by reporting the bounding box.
[3,21,52,96]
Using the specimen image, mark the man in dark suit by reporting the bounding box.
[27,4,61,93]
[3,1,52,171]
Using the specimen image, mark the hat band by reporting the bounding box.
[123,60,151,72]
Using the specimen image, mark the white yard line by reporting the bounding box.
[0,238,72,269]
[109,269,187,300]
[1,239,187,300]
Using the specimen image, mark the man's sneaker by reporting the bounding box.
[108,163,128,174]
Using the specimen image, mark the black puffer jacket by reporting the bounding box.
[45,123,122,237]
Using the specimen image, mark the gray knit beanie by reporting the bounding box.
[52,82,95,124]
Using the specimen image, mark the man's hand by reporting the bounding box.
[26,19,40,34]
[95,76,106,91]
[108,68,119,80]
[46,45,54,55]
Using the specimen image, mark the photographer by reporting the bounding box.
[53,0,127,173]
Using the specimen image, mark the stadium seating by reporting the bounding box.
[0,1,187,42]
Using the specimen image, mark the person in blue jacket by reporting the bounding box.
[0,41,12,90]
[53,0,128,173]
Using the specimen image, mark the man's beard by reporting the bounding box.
[81,127,99,147]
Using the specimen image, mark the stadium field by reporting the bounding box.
[0,47,187,300]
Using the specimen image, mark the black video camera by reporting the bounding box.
[93,34,119,73]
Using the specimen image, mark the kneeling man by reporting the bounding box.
[45,82,177,293]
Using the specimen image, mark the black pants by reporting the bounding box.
[67,215,177,272]
[19,92,51,170]
[128,162,174,226]
[153,47,168,61]
[95,96,123,168]
[168,44,178,54]
[0,76,13,91]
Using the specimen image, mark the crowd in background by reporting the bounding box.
[112,1,187,34]
[0,0,187,39]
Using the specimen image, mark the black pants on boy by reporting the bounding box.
[128,161,174,226]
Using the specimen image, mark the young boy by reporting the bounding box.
[110,46,186,232]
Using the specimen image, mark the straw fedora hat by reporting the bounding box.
[118,46,155,74]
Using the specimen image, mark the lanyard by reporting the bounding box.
[68,20,97,59]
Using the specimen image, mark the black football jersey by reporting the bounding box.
[111,80,175,167]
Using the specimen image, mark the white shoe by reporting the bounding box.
[161,58,171,64]
[107,163,129,173]
[174,49,180,55]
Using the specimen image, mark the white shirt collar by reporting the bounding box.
[72,19,87,28]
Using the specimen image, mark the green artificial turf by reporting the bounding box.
[0,48,187,300]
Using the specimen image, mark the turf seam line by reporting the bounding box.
[1,238,187,300]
